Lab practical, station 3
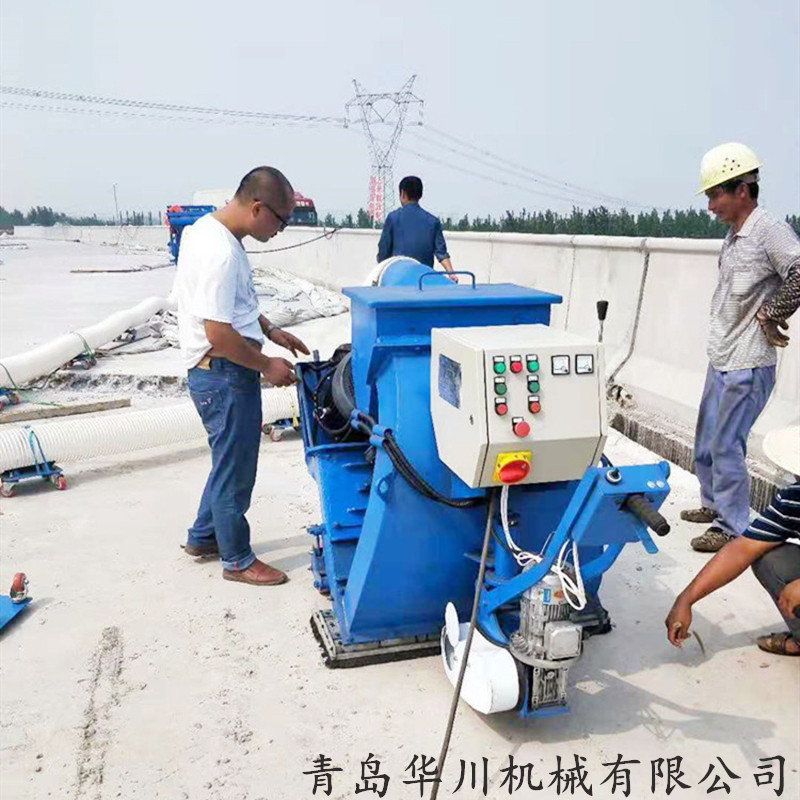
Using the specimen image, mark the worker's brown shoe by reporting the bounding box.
[680,507,717,524]
[691,526,734,553]
[223,558,288,586]
[182,541,220,559]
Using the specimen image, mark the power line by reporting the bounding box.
[357,128,587,205]
[407,128,638,208]
[421,124,655,210]
[0,100,338,129]
[397,142,587,206]
[0,85,346,125]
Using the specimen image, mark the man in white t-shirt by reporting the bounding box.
[174,166,309,586]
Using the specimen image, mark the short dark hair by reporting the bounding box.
[718,169,759,200]
[399,176,423,201]
[235,166,294,206]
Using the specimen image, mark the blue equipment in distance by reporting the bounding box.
[165,205,215,262]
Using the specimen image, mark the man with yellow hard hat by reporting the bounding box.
[682,143,800,552]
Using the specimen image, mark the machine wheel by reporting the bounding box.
[51,474,67,491]
[0,481,15,498]
[269,427,284,443]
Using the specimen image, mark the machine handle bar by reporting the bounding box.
[418,271,477,289]
[624,493,670,536]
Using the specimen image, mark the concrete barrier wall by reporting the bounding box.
[19,224,168,248]
[17,225,799,450]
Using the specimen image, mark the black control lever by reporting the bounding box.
[624,493,671,536]
[596,300,609,343]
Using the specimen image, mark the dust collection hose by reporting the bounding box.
[430,489,498,800]
[0,296,167,389]
[0,388,298,472]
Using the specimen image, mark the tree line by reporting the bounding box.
[323,207,800,238]
[0,206,159,227]
[3,204,798,238]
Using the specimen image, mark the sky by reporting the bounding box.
[1,0,798,221]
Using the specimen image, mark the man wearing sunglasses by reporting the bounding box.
[681,144,800,553]
[174,166,310,586]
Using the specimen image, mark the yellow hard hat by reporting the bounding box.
[697,142,762,195]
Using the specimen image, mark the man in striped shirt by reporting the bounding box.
[667,426,800,656]
[681,143,800,553]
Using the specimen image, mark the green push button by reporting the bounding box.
[493,361,506,375]
[495,381,507,395]
[528,378,540,393]
[527,359,539,373]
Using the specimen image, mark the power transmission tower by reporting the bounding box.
[346,76,423,224]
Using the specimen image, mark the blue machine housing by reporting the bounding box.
[298,259,671,713]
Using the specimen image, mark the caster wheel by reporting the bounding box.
[269,428,284,443]
[0,482,15,498]
[10,572,29,603]
[51,474,67,491]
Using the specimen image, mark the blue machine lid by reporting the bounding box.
[344,283,562,309]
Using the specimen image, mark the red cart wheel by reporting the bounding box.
[51,474,67,491]
[0,481,15,498]
[269,427,284,443]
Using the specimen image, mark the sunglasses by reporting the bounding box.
[258,200,289,231]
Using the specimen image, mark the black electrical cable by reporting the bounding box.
[430,490,498,800]
[246,227,341,254]
[383,430,483,509]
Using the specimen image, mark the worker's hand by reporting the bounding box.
[756,307,790,348]
[446,272,459,284]
[269,328,310,358]
[665,598,693,647]
[778,579,800,620]
[261,357,297,387]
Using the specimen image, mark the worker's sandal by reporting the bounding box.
[690,526,734,552]
[680,507,717,524]
[756,632,800,656]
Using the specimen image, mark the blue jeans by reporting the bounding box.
[187,358,262,571]
[694,364,776,535]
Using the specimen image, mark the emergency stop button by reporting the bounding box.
[492,451,532,483]
[512,418,530,438]
[499,460,530,484]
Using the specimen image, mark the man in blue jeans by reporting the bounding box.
[377,176,457,279]
[682,143,800,552]
[174,166,309,586]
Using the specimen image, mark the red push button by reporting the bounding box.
[495,402,508,416]
[510,358,523,374]
[513,419,530,437]
[529,401,541,414]
[499,459,531,484]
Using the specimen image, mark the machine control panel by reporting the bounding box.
[431,325,607,488]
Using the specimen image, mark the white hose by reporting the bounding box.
[0,296,166,389]
[0,388,298,472]
[500,484,587,610]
